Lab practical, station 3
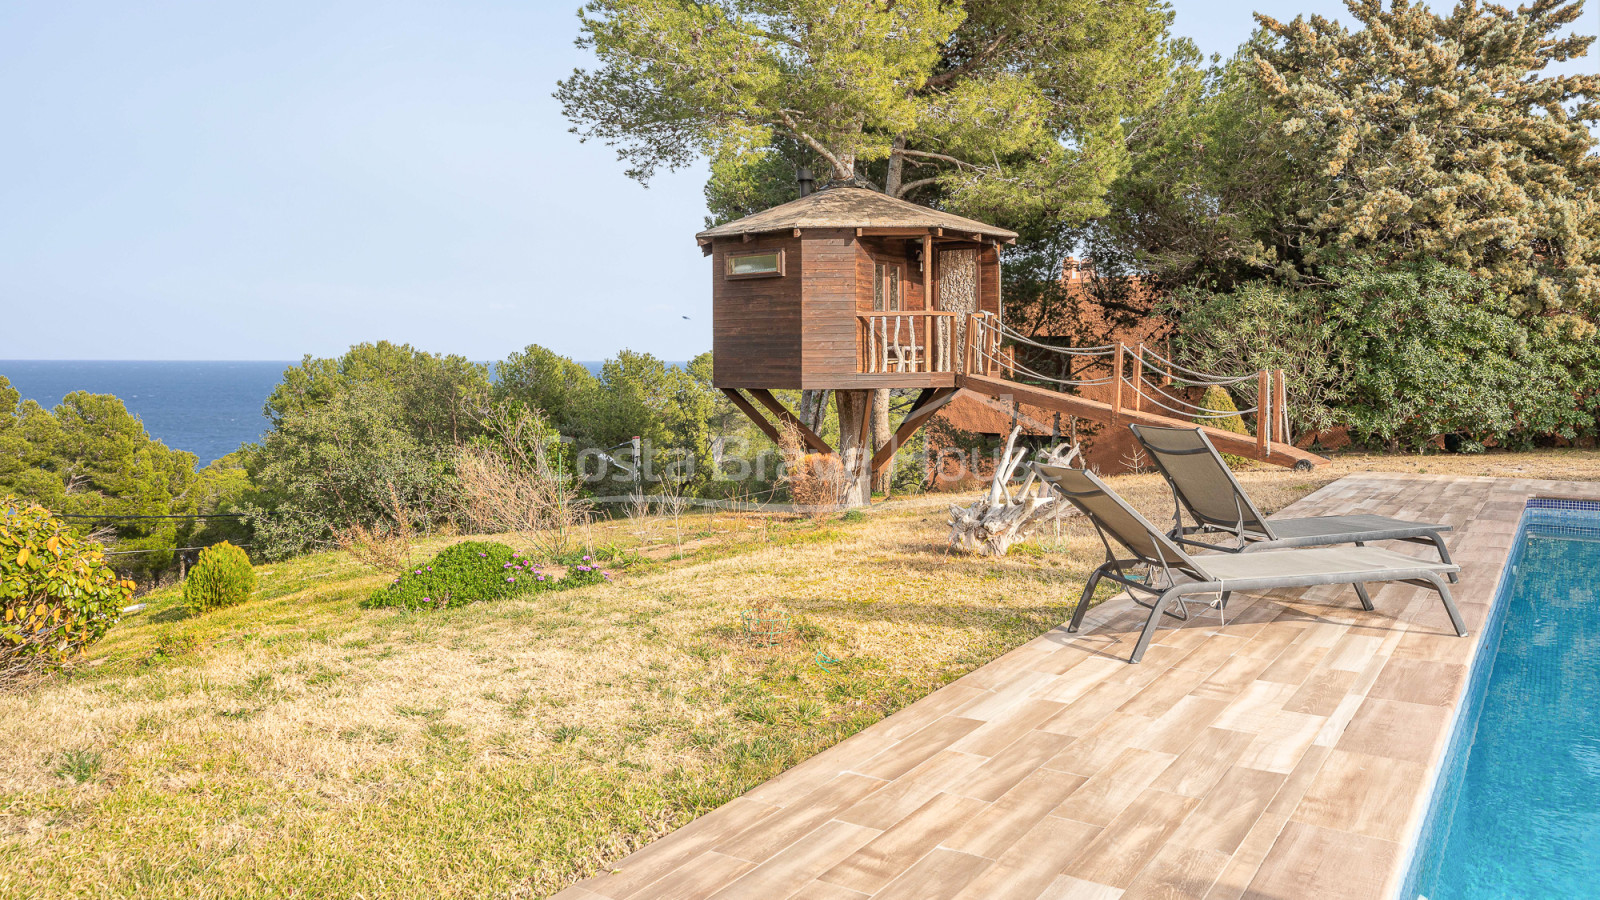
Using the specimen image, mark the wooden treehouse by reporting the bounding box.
[699,185,1324,504]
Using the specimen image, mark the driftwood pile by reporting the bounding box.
[948,427,1082,556]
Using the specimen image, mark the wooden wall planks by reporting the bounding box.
[709,230,1000,392]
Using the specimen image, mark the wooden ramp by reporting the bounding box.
[957,373,1327,470]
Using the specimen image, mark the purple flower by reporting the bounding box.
[478,553,486,557]
[582,555,591,562]
[537,575,545,581]
[503,563,512,568]
[507,576,515,582]
[427,567,433,571]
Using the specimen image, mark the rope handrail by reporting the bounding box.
[976,342,1115,388]
[1133,343,1257,385]
[1128,374,1258,416]
[994,320,1117,356]
[1124,378,1260,419]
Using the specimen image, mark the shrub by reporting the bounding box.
[365,541,545,610]
[183,541,256,615]
[559,560,611,590]
[1196,386,1250,467]
[0,497,134,685]
[365,542,613,610]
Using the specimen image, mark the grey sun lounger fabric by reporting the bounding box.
[1033,463,1467,664]
[1129,424,1457,579]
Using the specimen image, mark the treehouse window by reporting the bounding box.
[873,263,903,311]
[726,250,784,278]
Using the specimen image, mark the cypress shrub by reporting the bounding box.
[1,497,134,684]
[1196,386,1250,467]
[183,541,256,615]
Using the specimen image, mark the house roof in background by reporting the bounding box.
[695,185,1019,243]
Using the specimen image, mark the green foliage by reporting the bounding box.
[0,377,207,581]
[1253,0,1600,314]
[1090,49,1311,289]
[1170,260,1600,450]
[1195,386,1250,467]
[1321,263,1600,449]
[1197,386,1247,436]
[495,345,600,436]
[559,562,610,590]
[246,343,491,559]
[52,748,103,784]
[183,541,256,615]
[561,0,1181,226]
[364,541,611,610]
[0,497,133,683]
[496,346,729,496]
[1163,280,1345,436]
[364,542,540,610]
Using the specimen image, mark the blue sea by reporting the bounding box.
[0,360,630,466]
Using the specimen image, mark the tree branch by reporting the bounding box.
[776,110,852,180]
[925,32,1013,89]
[897,148,980,170]
[895,176,941,197]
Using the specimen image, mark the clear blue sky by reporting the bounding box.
[1,1,1592,362]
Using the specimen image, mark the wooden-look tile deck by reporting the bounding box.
[555,474,1583,900]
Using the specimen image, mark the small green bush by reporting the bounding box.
[183,541,256,615]
[1,497,134,684]
[365,542,612,610]
[1196,386,1250,467]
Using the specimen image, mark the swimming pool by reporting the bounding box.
[1401,498,1600,899]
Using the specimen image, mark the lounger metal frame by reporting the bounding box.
[1033,464,1468,664]
[1129,423,1458,581]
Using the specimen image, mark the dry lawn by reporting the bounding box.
[2,449,1597,899]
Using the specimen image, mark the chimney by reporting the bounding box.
[796,166,815,198]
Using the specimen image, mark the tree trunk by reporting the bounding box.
[811,389,830,432]
[834,390,872,507]
[799,390,818,434]
[871,388,893,494]
[885,136,905,197]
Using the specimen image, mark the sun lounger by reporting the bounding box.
[1129,424,1456,580]
[1033,464,1467,664]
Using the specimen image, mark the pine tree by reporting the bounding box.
[1253,0,1600,314]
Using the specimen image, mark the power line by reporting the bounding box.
[54,512,249,520]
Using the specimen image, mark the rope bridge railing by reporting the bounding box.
[962,312,1294,459]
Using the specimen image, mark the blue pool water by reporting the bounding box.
[1403,499,1600,899]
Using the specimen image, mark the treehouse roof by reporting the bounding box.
[695,185,1018,244]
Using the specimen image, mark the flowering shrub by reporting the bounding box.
[560,556,611,590]
[363,542,610,610]
[1,497,134,684]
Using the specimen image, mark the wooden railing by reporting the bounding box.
[963,312,1007,376]
[859,311,957,374]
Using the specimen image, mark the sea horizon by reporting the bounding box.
[0,359,684,466]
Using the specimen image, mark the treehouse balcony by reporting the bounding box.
[858,311,956,377]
